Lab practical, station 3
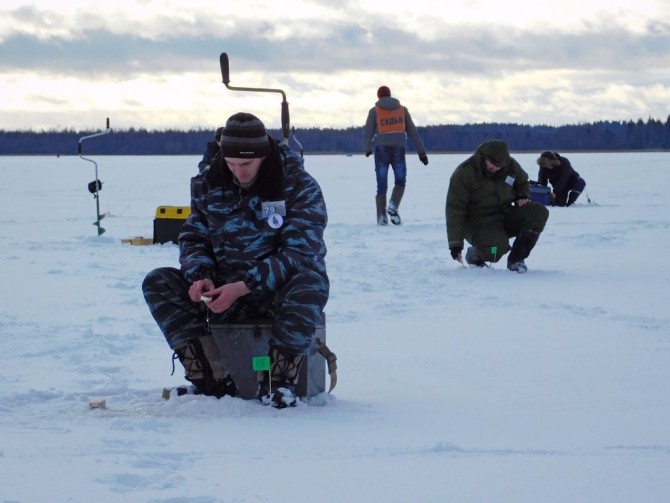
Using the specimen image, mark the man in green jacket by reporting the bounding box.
[446,140,549,273]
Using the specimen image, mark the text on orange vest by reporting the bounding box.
[376,105,406,134]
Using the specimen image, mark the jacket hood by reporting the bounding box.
[375,96,401,110]
[476,140,511,168]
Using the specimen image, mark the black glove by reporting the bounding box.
[365,151,372,158]
[419,153,429,165]
[450,247,462,260]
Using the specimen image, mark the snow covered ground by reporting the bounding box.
[1,151,669,502]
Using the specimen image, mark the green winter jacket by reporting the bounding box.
[446,140,530,249]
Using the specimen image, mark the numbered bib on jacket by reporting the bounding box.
[261,200,286,218]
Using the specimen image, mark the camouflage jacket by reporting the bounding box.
[179,138,328,294]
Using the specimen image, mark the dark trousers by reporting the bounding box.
[142,267,329,354]
[555,176,587,206]
[467,202,549,262]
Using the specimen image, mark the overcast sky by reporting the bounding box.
[1,0,669,133]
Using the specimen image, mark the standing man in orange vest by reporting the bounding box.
[363,85,429,225]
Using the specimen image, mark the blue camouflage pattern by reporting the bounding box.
[180,140,328,292]
[143,139,329,353]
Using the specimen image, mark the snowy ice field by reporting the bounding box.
[1,151,669,503]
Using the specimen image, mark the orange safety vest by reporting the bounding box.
[376,105,406,134]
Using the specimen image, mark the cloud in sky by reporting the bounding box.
[1,0,669,132]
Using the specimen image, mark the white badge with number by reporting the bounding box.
[262,200,287,218]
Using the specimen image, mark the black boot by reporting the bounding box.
[507,229,541,273]
[465,246,486,267]
[257,346,304,408]
[173,337,238,398]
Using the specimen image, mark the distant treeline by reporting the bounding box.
[2,116,670,155]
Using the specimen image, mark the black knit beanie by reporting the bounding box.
[220,112,272,158]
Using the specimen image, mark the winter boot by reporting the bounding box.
[465,246,486,267]
[257,346,305,409]
[507,229,541,273]
[566,190,581,207]
[507,261,528,273]
[387,185,405,225]
[376,195,388,225]
[173,336,238,398]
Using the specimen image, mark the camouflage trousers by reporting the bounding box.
[142,267,329,354]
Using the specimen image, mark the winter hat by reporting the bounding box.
[377,86,391,98]
[537,151,560,167]
[478,139,511,168]
[214,126,224,141]
[220,112,272,158]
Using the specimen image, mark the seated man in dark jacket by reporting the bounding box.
[143,113,329,408]
[446,140,549,273]
[537,151,586,206]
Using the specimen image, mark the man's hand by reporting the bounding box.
[450,247,463,262]
[189,278,215,303]
[365,151,372,157]
[203,281,251,313]
[515,197,530,207]
[419,153,429,165]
